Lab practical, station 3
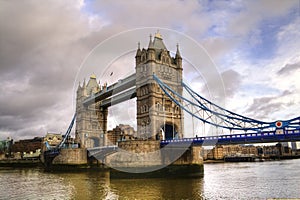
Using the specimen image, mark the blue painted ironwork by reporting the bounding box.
[161,128,300,146]
[153,74,300,132]
[44,114,76,158]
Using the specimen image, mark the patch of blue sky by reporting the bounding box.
[201,0,244,13]
[242,9,298,62]
[80,0,106,18]
[171,24,186,34]
[78,0,92,13]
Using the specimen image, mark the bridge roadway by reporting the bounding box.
[87,128,300,158]
[161,128,300,146]
[83,73,136,107]
[87,145,119,160]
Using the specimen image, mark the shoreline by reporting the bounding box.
[1,154,300,168]
[204,155,300,164]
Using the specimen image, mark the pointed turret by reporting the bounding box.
[147,34,155,61]
[152,30,167,50]
[87,74,100,95]
[175,43,182,69]
[148,34,154,49]
[76,81,82,97]
[77,81,81,90]
[83,78,86,88]
[82,78,87,96]
[135,42,142,65]
[175,43,181,58]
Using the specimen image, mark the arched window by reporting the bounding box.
[156,102,160,110]
[145,105,148,112]
[175,106,179,113]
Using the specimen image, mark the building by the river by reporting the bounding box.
[203,143,296,160]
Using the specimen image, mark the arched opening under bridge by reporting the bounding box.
[161,124,178,140]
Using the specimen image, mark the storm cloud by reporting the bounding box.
[0,0,299,140]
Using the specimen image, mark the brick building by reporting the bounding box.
[107,124,136,145]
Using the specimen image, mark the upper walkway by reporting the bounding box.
[83,73,136,107]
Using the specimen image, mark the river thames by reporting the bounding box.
[0,159,299,199]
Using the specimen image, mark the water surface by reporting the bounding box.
[1,159,299,199]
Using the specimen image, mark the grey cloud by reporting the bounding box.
[277,62,300,76]
[245,90,293,120]
[199,69,242,99]
[0,0,105,140]
[90,0,210,36]
[227,0,298,37]
[0,0,298,140]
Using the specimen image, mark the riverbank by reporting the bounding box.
[0,158,42,167]
[204,154,300,163]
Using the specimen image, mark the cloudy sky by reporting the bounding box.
[0,0,299,140]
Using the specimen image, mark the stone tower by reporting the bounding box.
[75,74,108,148]
[135,32,184,140]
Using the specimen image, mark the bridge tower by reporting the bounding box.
[135,32,184,140]
[75,74,108,148]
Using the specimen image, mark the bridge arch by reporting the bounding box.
[86,136,100,148]
[160,123,178,140]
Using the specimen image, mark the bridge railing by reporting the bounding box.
[161,128,300,145]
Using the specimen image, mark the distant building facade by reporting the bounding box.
[107,124,136,145]
[44,133,62,147]
[202,143,295,160]
[203,145,258,160]
[12,137,43,153]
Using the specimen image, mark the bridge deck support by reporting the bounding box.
[102,140,204,177]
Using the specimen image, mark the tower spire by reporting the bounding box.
[176,43,181,58]
[77,81,81,91]
[155,30,162,39]
[83,78,86,87]
[135,41,142,65]
[148,34,154,49]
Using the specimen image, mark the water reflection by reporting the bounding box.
[2,160,299,199]
[110,177,204,199]
[55,170,204,200]
[0,168,73,199]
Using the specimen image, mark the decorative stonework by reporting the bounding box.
[135,33,184,140]
[75,75,108,148]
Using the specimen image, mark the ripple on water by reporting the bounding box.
[0,160,300,200]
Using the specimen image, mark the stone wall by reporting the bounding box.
[118,140,160,153]
[105,140,203,169]
[106,140,162,168]
[171,146,203,165]
[53,148,87,165]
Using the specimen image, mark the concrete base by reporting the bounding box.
[52,148,87,165]
[43,140,204,179]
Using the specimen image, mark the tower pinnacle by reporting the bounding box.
[148,34,154,48]
[155,30,162,39]
[176,43,181,58]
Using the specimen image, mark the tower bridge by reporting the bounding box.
[44,32,300,175]
[76,32,300,149]
[76,32,184,148]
